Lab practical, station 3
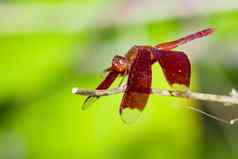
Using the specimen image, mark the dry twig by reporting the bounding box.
[72,85,238,125]
[72,85,238,106]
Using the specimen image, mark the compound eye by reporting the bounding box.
[112,55,128,72]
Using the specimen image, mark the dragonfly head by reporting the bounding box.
[112,55,128,73]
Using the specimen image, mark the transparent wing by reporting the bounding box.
[82,96,100,110]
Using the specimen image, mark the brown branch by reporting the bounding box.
[72,86,238,125]
[72,85,238,106]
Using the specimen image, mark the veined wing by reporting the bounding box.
[155,50,191,90]
[120,48,152,124]
[82,70,119,110]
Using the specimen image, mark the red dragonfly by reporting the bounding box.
[83,28,214,124]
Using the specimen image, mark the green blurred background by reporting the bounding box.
[1,0,238,159]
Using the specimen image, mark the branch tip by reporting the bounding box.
[230,89,238,98]
[72,87,79,94]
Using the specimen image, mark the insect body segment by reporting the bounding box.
[155,28,214,50]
